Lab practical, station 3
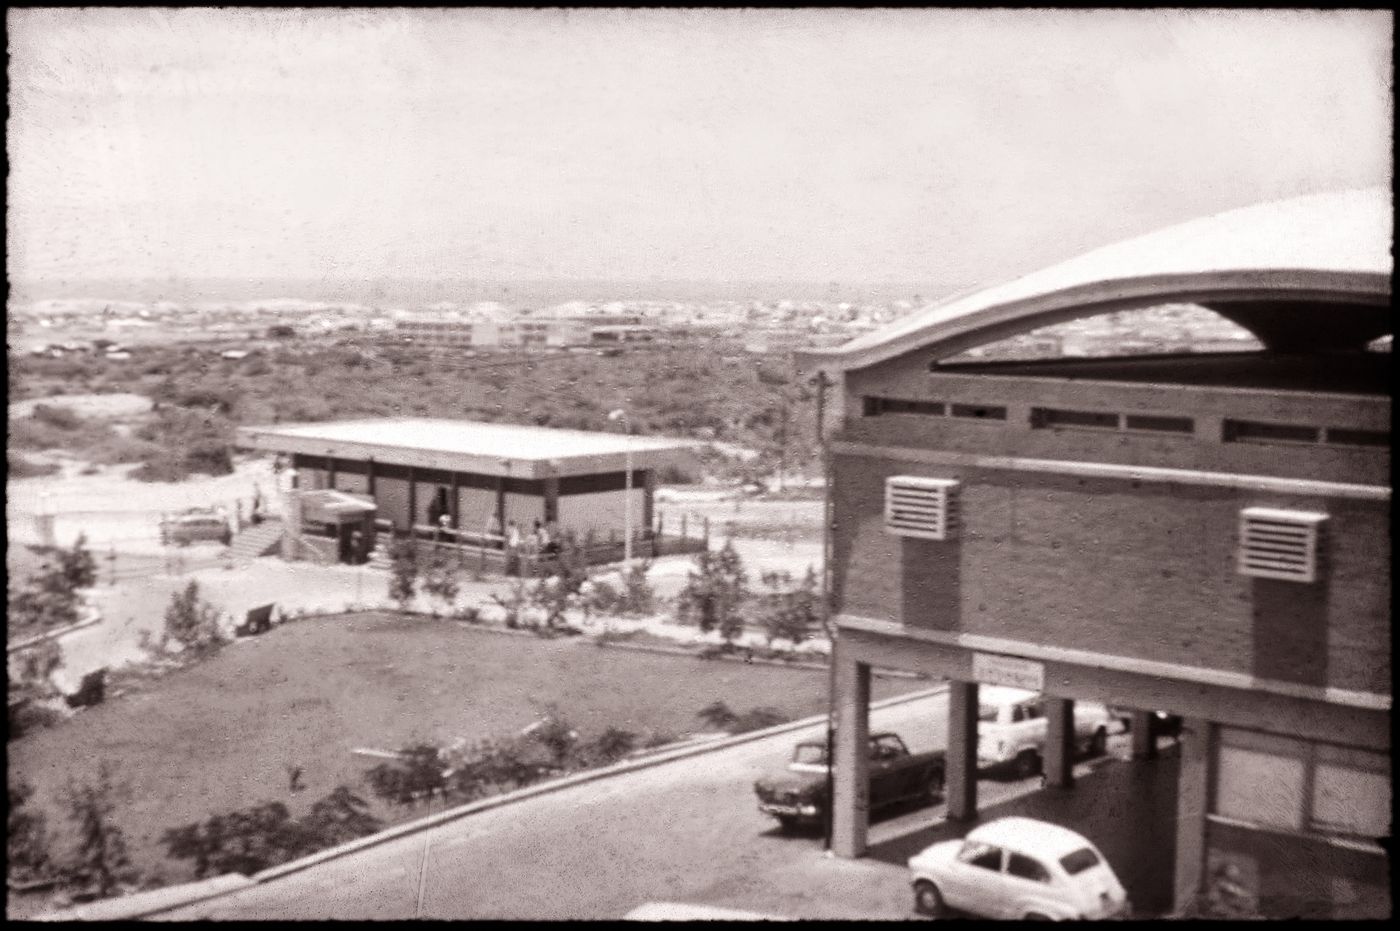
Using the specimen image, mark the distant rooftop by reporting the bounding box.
[237,418,699,479]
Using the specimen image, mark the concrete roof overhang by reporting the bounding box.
[796,187,1393,376]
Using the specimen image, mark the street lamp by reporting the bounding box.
[607,409,633,569]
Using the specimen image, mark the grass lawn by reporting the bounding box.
[8,611,922,888]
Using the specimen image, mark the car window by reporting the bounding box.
[957,841,1003,871]
[871,735,907,760]
[1059,847,1102,875]
[793,744,827,765]
[1023,701,1042,720]
[1011,706,1025,723]
[978,704,1001,723]
[1007,853,1051,883]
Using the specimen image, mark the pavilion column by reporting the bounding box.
[643,469,656,537]
[495,476,506,532]
[543,475,559,526]
[407,466,417,533]
[945,680,979,821]
[1044,697,1075,788]
[831,648,871,858]
[326,455,336,491]
[367,458,376,497]
[449,472,460,528]
[1131,710,1157,760]
[1174,718,1212,913]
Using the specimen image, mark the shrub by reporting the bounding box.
[756,565,819,650]
[8,780,56,885]
[697,700,790,735]
[59,762,139,899]
[387,536,419,610]
[364,743,448,808]
[161,800,304,879]
[420,545,461,615]
[676,540,748,647]
[162,581,226,655]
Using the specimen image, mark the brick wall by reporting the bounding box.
[832,452,1390,694]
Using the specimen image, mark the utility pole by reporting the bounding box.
[813,369,836,852]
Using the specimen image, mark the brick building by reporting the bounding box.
[796,187,1390,918]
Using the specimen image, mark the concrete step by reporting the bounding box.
[229,521,284,559]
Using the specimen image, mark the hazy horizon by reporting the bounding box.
[6,276,968,308]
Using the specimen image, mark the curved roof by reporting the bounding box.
[798,186,1392,374]
[968,817,1097,858]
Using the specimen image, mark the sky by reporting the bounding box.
[6,8,1393,291]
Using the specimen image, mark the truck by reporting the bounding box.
[754,731,945,833]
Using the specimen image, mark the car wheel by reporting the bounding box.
[1090,727,1108,757]
[926,767,945,801]
[1014,750,1042,779]
[913,880,945,918]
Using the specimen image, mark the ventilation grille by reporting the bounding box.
[885,476,960,541]
[1237,507,1327,583]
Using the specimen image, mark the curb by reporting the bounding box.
[231,681,950,890]
[7,605,103,653]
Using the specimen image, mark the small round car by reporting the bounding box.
[908,817,1129,920]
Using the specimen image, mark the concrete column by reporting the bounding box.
[281,489,301,560]
[495,476,506,533]
[1044,698,1075,788]
[326,455,336,491]
[831,652,871,858]
[543,475,559,526]
[408,466,417,532]
[1173,718,1211,913]
[367,458,376,497]
[946,680,979,822]
[1131,710,1157,760]
[450,472,461,528]
[643,469,656,536]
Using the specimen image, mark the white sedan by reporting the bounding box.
[909,817,1129,920]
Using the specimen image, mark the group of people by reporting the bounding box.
[502,517,561,557]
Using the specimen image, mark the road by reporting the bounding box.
[153,691,1123,921]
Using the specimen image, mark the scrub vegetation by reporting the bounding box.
[9,338,819,484]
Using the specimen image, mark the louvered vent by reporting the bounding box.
[1237,507,1327,583]
[885,476,961,541]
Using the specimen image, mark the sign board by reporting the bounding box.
[972,652,1045,691]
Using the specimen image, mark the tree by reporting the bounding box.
[59,533,98,590]
[364,743,447,808]
[676,539,749,649]
[13,637,65,698]
[758,565,819,650]
[8,780,55,885]
[419,545,460,616]
[530,534,591,631]
[60,762,138,898]
[162,580,226,654]
[619,558,656,616]
[161,801,301,879]
[9,552,83,632]
[387,535,419,610]
[300,785,382,848]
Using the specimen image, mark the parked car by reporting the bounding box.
[159,510,232,546]
[977,687,1116,779]
[754,731,944,832]
[909,816,1129,920]
[1108,707,1184,742]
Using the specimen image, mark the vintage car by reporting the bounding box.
[1107,706,1184,742]
[754,731,944,832]
[159,509,232,547]
[909,816,1130,920]
[977,686,1117,779]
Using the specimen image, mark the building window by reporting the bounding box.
[1223,419,1321,445]
[1324,427,1388,448]
[1124,413,1195,434]
[1030,407,1120,430]
[949,403,1007,421]
[1214,728,1391,842]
